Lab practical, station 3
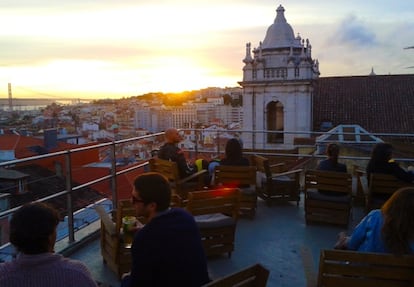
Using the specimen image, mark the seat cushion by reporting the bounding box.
[306,188,351,203]
[194,213,235,228]
[271,175,294,183]
[240,186,256,196]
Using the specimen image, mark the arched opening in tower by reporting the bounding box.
[266,101,284,143]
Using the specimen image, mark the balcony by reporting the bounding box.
[1,127,414,286]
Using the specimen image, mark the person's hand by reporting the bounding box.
[334,231,348,249]
[130,220,144,233]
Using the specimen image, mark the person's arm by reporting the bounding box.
[391,162,414,182]
[346,211,373,250]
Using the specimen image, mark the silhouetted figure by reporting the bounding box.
[0,202,97,287]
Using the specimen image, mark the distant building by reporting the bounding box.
[240,4,414,149]
[240,5,319,148]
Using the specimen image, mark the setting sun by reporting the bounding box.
[0,1,413,99]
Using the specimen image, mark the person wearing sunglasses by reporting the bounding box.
[121,172,210,287]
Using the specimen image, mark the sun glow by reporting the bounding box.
[1,2,412,99]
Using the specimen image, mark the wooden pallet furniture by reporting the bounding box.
[213,165,258,218]
[304,170,352,226]
[186,188,240,258]
[95,203,132,278]
[203,263,270,287]
[148,157,207,200]
[317,249,414,287]
[253,154,302,206]
[366,173,414,213]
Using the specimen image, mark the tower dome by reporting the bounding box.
[262,5,301,49]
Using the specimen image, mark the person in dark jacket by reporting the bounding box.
[366,142,414,183]
[121,172,210,287]
[158,128,197,178]
[317,143,347,172]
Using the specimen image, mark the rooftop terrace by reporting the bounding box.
[1,128,413,286]
[68,195,365,287]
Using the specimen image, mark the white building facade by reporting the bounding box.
[239,5,319,149]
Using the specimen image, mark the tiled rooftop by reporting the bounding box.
[314,74,414,134]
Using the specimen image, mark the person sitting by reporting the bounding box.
[334,187,414,254]
[158,128,202,178]
[366,142,414,183]
[0,202,98,287]
[317,143,347,172]
[121,172,210,287]
[208,138,249,175]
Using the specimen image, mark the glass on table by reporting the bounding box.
[122,216,143,248]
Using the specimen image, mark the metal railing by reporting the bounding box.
[1,128,414,261]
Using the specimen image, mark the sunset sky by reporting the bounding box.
[1,1,413,99]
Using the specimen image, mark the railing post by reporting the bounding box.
[194,129,199,158]
[65,151,75,243]
[111,142,118,213]
[216,130,220,156]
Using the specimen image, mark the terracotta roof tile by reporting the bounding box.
[313,74,414,134]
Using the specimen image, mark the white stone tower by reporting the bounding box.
[239,5,319,149]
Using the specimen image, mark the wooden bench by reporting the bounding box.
[366,173,414,213]
[317,249,414,287]
[186,188,240,258]
[148,157,207,200]
[213,165,258,219]
[203,263,269,287]
[304,170,353,226]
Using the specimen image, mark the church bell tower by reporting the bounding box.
[239,5,319,149]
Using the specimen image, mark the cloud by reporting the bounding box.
[334,14,377,47]
[0,36,155,67]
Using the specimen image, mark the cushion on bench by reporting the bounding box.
[194,213,236,228]
[306,188,351,203]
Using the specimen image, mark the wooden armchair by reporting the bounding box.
[304,170,352,226]
[95,203,132,278]
[366,173,414,213]
[203,263,270,287]
[148,157,207,200]
[186,188,240,258]
[317,249,414,287]
[213,165,258,218]
[253,154,302,206]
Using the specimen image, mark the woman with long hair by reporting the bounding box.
[334,187,414,254]
[207,138,249,182]
[220,138,249,166]
[366,142,414,183]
